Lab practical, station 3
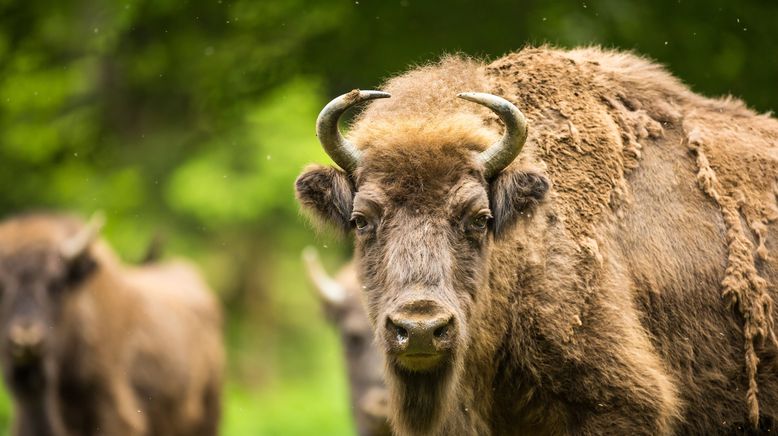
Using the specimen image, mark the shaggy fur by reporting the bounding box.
[0,214,224,436]
[296,46,778,435]
[306,259,391,436]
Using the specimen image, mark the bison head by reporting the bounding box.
[303,247,390,436]
[0,213,103,394]
[296,91,549,434]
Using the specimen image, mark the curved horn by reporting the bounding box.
[458,92,528,179]
[61,211,105,261]
[316,90,391,172]
[302,246,347,307]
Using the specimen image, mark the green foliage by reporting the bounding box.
[0,0,775,434]
[167,78,328,224]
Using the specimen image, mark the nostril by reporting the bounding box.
[9,323,44,349]
[433,324,448,339]
[386,317,409,344]
[396,326,408,341]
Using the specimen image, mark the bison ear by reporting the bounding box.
[66,251,98,287]
[295,165,355,233]
[489,168,550,238]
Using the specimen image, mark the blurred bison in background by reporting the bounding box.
[302,247,390,436]
[0,213,224,436]
[297,46,778,435]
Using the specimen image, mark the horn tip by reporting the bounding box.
[362,90,391,99]
[344,90,391,104]
[60,210,106,260]
[90,210,107,228]
[457,92,479,101]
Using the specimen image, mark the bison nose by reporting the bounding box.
[8,321,45,352]
[385,312,454,355]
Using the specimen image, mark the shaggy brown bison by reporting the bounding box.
[302,247,390,436]
[296,46,778,435]
[0,213,224,436]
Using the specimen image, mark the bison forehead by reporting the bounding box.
[355,143,485,205]
[0,248,65,282]
[0,213,83,252]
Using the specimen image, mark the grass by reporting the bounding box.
[0,335,355,436]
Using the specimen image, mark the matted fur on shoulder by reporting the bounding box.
[567,45,760,116]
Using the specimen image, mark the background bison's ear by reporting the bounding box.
[295,165,355,233]
[489,168,550,238]
[66,251,98,286]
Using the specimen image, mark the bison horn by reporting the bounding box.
[61,211,105,261]
[458,92,528,179]
[316,89,391,172]
[302,246,347,307]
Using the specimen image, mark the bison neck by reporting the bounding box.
[431,210,583,434]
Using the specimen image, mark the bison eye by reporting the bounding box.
[351,214,370,231]
[469,211,492,231]
[346,332,365,351]
[48,278,67,294]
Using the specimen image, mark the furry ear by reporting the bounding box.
[295,165,355,233]
[489,168,550,238]
[66,251,98,287]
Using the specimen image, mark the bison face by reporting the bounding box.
[0,216,102,395]
[303,250,391,435]
[297,144,548,433]
[338,297,390,435]
[0,249,95,373]
[297,90,546,434]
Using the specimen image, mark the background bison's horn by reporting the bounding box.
[458,92,528,179]
[61,211,105,261]
[302,246,347,307]
[316,89,391,173]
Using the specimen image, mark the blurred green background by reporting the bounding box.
[0,0,776,434]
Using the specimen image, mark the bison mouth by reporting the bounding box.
[386,353,462,435]
[8,344,44,367]
[4,359,46,396]
[396,352,447,372]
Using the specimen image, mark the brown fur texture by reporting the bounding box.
[296,46,778,435]
[0,213,224,436]
[305,257,391,436]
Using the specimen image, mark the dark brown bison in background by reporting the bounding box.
[0,213,224,436]
[296,46,778,435]
[302,247,390,436]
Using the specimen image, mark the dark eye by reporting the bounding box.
[469,212,492,231]
[351,214,370,231]
[48,278,67,294]
[346,332,365,351]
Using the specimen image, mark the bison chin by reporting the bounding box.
[386,353,463,436]
[5,359,47,397]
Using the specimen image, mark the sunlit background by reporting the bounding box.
[0,0,776,434]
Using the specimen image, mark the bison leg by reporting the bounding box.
[189,381,221,436]
[96,381,147,436]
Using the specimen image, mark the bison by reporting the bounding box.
[295,46,778,435]
[302,247,390,436]
[0,213,224,436]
